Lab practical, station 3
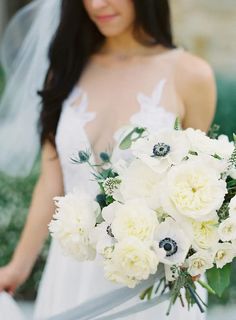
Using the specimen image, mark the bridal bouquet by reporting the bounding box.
[49,121,236,315]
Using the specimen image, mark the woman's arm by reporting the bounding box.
[0,141,64,293]
[175,51,217,131]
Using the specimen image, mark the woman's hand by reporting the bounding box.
[0,263,29,295]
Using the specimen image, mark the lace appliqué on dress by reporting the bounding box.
[114,79,176,143]
[66,87,96,127]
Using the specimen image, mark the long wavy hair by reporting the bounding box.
[38,0,175,147]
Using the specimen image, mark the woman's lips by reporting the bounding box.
[95,14,118,23]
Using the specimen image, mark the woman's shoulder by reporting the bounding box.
[175,49,215,88]
[174,49,216,131]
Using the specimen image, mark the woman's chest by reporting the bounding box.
[56,60,184,166]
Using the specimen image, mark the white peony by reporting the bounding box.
[187,251,214,276]
[229,195,236,217]
[104,237,159,288]
[49,191,100,261]
[114,159,162,210]
[213,242,235,268]
[218,217,236,241]
[161,159,227,221]
[191,219,219,250]
[153,218,192,265]
[111,199,159,242]
[131,129,189,174]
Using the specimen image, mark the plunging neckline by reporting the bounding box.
[63,78,178,168]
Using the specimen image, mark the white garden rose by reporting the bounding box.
[104,259,139,288]
[215,135,235,160]
[218,217,236,241]
[104,237,159,288]
[229,195,236,217]
[191,219,219,250]
[190,153,228,176]
[187,251,214,276]
[184,129,234,160]
[111,199,159,242]
[153,218,192,265]
[131,129,188,174]
[161,159,227,221]
[213,242,236,268]
[49,191,100,261]
[114,159,162,210]
[184,128,215,154]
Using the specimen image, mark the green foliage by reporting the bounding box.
[0,159,50,299]
[207,264,232,298]
[213,73,236,137]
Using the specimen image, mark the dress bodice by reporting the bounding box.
[55,49,184,194]
[56,81,179,195]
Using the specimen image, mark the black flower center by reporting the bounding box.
[152,143,170,157]
[106,225,114,238]
[159,237,178,257]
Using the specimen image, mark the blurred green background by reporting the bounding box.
[0,66,236,304]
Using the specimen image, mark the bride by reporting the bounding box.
[0,0,216,319]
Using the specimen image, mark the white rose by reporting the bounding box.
[131,129,189,174]
[161,159,227,221]
[187,251,214,276]
[153,218,192,265]
[115,159,162,210]
[104,237,159,288]
[213,242,236,268]
[218,217,236,241]
[229,195,236,217]
[191,219,219,250]
[111,199,159,242]
[49,191,100,261]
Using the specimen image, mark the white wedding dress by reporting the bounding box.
[32,49,206,320]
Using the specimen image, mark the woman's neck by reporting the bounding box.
[99,29,156,60]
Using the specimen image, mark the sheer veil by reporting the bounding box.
[0,0,61,177]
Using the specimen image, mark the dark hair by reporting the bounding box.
[38,0,175,147]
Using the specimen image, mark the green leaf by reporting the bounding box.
[119,127,146,150]
[233,133,236,144]
[174,117,182,130]
[119,130,135,150]
[207,124,220,139]
[197,279,216,295]
[227,179,236,188]
[206,264,232,297]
